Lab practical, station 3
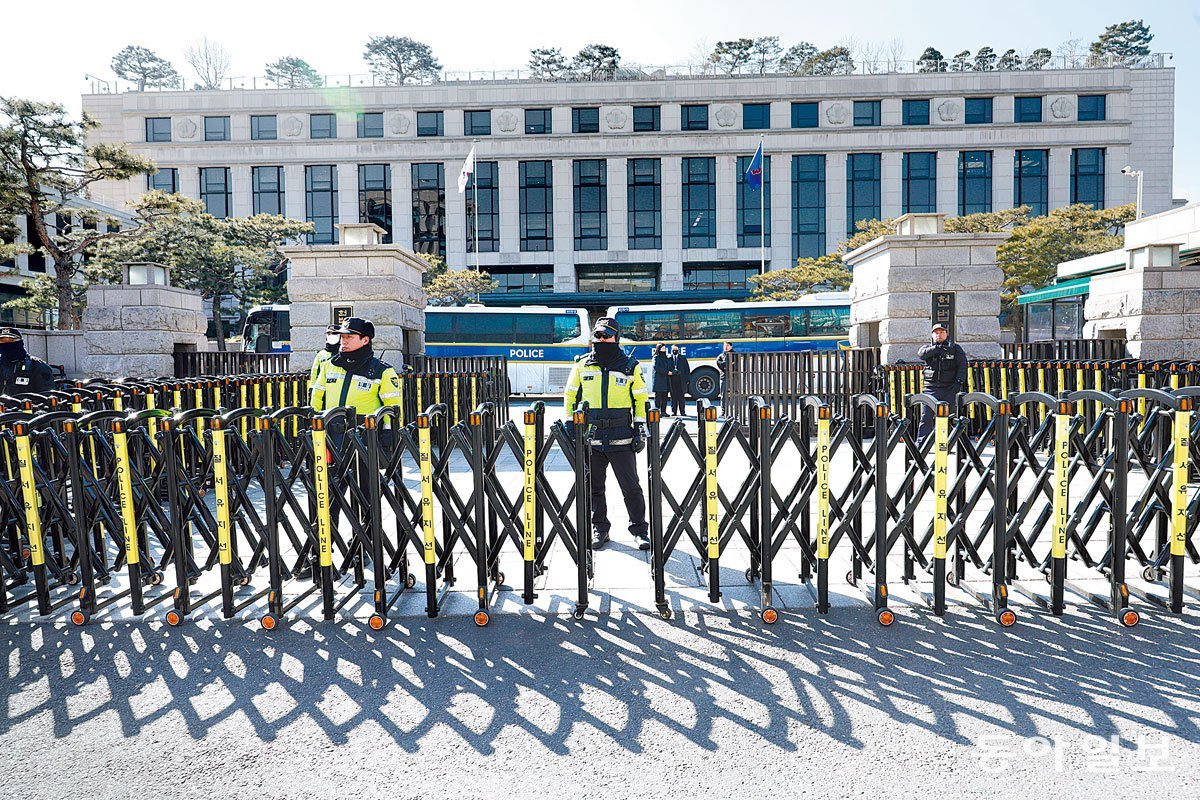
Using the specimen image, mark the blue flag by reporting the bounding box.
[745,142,764,190]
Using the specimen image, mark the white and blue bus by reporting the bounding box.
[424,305,590,394]
[606,294,850,399]
[241,304,291,353]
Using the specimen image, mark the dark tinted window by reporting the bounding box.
[416,111,443,137]
[633,105,660,131]
[965,98,992,124]
[310,113,336,139]
[357,112,384,138]
[743,103,770,129]
[251,115,277,140]
[571,107,599,133]
[902,100,929,125]
[681,105,708,131]
[204,116,230,141]
[1078,95,1106,121]
[791,102,818,128]
[145,117,171,142]
[524,108,551,134]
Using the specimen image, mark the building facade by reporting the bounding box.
[82,65,1175,309]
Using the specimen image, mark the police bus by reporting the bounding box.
[425,305,590,394]
[241,304,291,353]
[606,294,850,400]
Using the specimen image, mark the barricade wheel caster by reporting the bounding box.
[946,571,959,587]
[70,609,90,627]
[405,574,417,589]
[1044,572,1053,585]
[876,608,895,627]
[260,613,280,631]
[657,607,673,621]
[996,608,1017,628]
[846,570,857,587]
[495,572,505,586]
[1141,566,1158,582]
[149,571,164,586]
[165,609,184,627]
[368,613,387,631]
[761,607,779,625]
[1120,609,1140,628]
[65,572,80,586]
[237,576,251,587]
[572,607,586,621]
[473,610,490,627]
[744,568,755,583]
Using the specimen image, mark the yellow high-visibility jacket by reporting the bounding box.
[564,352,648,450]
[309,348,334,390]
[311,355,402,415]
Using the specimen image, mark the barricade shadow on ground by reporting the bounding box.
[3,603,1198,756]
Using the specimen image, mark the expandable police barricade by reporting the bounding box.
[0,371,1196,631]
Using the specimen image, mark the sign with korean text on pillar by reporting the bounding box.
[332,305,353,329]
[931,291,956,340]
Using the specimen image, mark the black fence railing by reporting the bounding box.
[723,348,880,423]
[1003,339,1127,361]
[174,351,291,377]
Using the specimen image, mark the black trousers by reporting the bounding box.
[589,447,648,537]
[655,391,669,413]
[669,375,687,415]
[916,384,960,441]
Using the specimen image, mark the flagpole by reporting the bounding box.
[472,139,480,273]
[759,135,766,278]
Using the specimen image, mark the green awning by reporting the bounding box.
[1016,276,1091,305]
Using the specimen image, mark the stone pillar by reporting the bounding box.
[825,153,847,256]
[846,213,1007,363]
[284,223,428,372]
[552,159,574,292]
[83,263,208,379]
[715,155,737,250]
[1084,242,1200,360]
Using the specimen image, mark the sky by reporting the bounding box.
[2,0,1196,199]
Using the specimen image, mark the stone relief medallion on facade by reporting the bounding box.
[715,105,737,127]
[825,102,849,125]
[937,100,961,122]
[1050,97,1073,119]
[605,109,628,130]
[389,112,411,134]
[281,115,303,137]
[497,110,518,132]
[175,117,198,140]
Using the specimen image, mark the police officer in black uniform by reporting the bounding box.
[0,327,55,397]
[916,322,967,440]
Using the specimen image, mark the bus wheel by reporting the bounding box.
[689,368,720,401]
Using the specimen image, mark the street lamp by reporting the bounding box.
[1121,165,1144,220]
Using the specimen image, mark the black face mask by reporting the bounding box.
[0,340,26,363]
[591,340,625,368]
[332,343,373,374]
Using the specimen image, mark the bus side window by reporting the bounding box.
[744,310,793,338]
[808,307,848,335]
[514,313,555,344]
[425,314,454,342]
[554,314,581,343]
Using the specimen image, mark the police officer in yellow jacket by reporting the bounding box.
[308,325,339,392]
[310,317,402,414]
[565,317,651,551]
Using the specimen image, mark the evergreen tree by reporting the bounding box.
[111,45,181,90]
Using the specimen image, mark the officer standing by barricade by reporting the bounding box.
[310,317,402,415]
[564,317,651,551]
[308,316,402,573]
[916,322,967,440]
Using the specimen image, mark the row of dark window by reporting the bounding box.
[151,148,1105,257]
[429,262,775,297]
[143,94,1108,143]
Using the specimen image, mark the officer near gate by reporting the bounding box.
[308,325,340,392]
[916,322,967,440]
[310,317,402,415]
[0,327,55,397]
[564,317,651,551]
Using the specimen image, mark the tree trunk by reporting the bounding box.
[54,257,80,330]
[212,293,227,352]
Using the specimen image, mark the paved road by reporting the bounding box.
[3,605,1199,799]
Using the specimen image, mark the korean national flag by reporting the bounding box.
[745,142,764,191]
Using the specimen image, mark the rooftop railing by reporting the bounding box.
[84,53,1173,95]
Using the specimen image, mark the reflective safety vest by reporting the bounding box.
[564,353,648,450]
[311,356,402,415]
[309,348,334,391]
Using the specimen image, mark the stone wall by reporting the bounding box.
[83,284,208,378]
[846,214,1007,363]
[1084,243,1200,359]
[285,224,427,373]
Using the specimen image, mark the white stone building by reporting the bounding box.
[81,64,1176,312]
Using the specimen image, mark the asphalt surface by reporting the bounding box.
[3,605,1199,799]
